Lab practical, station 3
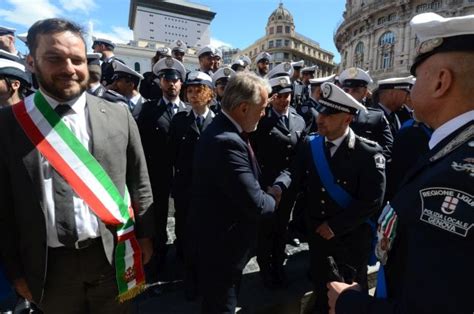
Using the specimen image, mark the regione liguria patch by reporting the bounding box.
[419,187,473,237]
[374,153,385,169]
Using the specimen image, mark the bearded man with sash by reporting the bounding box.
[278,82,386,314]
[0,18,154,313]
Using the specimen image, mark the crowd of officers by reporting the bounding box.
[0,15,461,313]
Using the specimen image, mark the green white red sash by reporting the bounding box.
[13,91,145,302]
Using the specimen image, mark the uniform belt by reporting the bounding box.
[74,237,101,249]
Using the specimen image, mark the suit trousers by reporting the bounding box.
[308,223,371,314]
[39,239,130,314]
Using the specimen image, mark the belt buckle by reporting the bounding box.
[75,238,93,250]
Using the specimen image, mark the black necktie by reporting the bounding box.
[53,104,78,247]
[325,141,335,158]
[281,115,289,128]
[55,104,72,118]
[196,115,203,130]
[167,102,175,117]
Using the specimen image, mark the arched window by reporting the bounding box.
[378,31,395,70]
[354,41,364,68]
[379,31,395,45]
[134,62,141,73]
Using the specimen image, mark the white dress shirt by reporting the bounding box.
[325,127,350,157]
[429,110,474,150]
[162,96,181,115]
[29,91,100,248]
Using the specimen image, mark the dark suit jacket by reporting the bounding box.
[136,98,188,195]
[351,107,394,160]
[169,109,215,200]
[0,93,154,303]
[188,113,290,282]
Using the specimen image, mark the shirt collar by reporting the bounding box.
[378,102,392,115]
[40,88,87,115]
[193,107,209,119]
[429,110,474,150]
[129,93,141,105]
[88,82,101,93]
[221,110,243,134]
[162,96,180,107]
[272,107,289,118]
[325,127,350,150]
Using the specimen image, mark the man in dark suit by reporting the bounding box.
[280,82,385,314]
[189,72,288,313]
[136,57,188,272]
[0,18,153,313]
[251,74,306,289]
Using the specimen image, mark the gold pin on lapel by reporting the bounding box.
[100,108,106,113]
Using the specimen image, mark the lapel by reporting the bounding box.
[202,110,215,131]
[18,123,45,209]
[86,94,109,162]
[268,107,289,133]
[188,111,200,135]
[159,98,172,122]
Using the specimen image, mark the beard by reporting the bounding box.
[35,64,88,102]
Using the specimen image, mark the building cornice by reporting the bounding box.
[129,0,216,29]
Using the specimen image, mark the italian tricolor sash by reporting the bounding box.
[13,91,145,302]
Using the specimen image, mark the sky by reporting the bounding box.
[0,0,347,62]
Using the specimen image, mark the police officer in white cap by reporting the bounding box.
[137,57,189,276]
[329,12,474,314]
[109,61,146,119]
[298,74,336,132]
[275,82,385,314]
[255,52,272,78]
[0,58,30,107]
[92,37,124,86]
[139,47,172,100]
[196,45,216,76]
[0,26,22,58]
[171,39,186,62]
[298,65,317,107]
[375,76,415,135]
[211,66,235,113]
[231,59,246,72]
[290,60,304,109]
[251,72,306,289]
[212,48,222,73]
[339,67,394,159]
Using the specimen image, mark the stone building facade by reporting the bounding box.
[240,3,336,77]
[334,0,474,81]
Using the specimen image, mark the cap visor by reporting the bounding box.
[315,103,342,115]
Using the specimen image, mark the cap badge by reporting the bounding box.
[322,84,332,98]
[347,67,358,79]
[165,57,174,68]
[188,71,199,80]
[223,68,231,76]
[283,63,291,71]
[177,40,182,47]
[417,38,444,55]
[279,77,288,87]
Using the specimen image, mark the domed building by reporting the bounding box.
[239,2,336,77]
[334,0,474,81]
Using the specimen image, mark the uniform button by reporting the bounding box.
[176,169,180,173]
[287,144,292,149]
[182,136,186,140]
[197,136,200,140]
[343,181,347,185]
[269,132,272,135]
[321,200,325,204]
[285,157,289,161]
[287,134,291,137]
[321,188,325,192]
[306,170,309,174]
[321,211,325,215]
[337,179,340,183]
[155,127,159,130]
